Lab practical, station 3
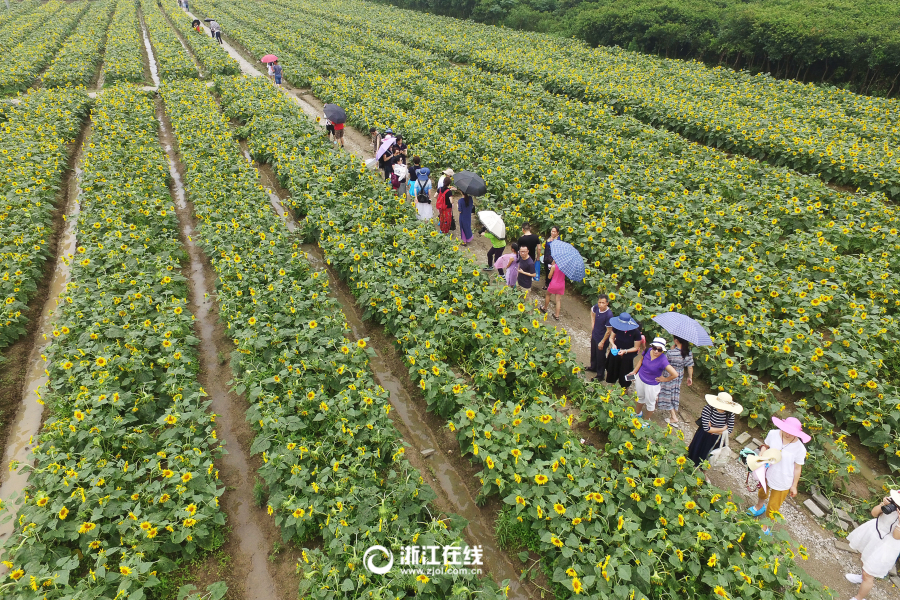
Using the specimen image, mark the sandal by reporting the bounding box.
[552,314,560,321]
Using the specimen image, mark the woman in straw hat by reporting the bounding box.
[747,416,810,534]
[845,490,900,600]
[687,392,741,467]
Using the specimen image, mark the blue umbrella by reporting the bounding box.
[651,312,714,346]
[547,240,585,282]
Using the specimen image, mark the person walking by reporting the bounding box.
[370,127,382,156]
[588,294,612,377]
[438,168,454,189]
[517,224,540,268]
[408,155,421,183]
[539,259,565,321]
[209,19,222,44]
[271,60,283,85]
[541,226,559,290]
[457,193,474,245]
[687,392,741,467]
[747,416,809,534]
[409,167,433,221]
[516,245,536,298]
[605,312,641,387]
[481,227,505,268]
[657,336,694,428]
[436,178,453,234]
[627,337,678,420]
[845,490,900,600]
[379,137,396,181]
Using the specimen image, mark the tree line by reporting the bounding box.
[375,0,900,97]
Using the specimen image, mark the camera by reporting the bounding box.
[883,500,898,515]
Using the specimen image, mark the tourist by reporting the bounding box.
[627,337,678,420]
[395,134,407,163]
[541,226,559,290]
[324,116,335,140]
[516,245,536,298]
[687,392,741,467]
[845,490,900,600]
[438,168,454,189]
[587,294,612,377]
[517,224,540,268]
[747,416,810,535]
[497,243,519,287]
[481,225,505,269]
[332,119,345,148]
[370,127,382,155]
[271,60,283,85]
[436,179,453,234]
[409,167,432,221]
[457,193,474,245]
[657,336,694,428]
[605,312,641,387]
[539,259,565,321]
[408,155,421,183]
[209,19,222,44]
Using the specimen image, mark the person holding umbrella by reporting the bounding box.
[687,392,741,467]
[656,336,694,428]
[747,416,809,535]
[207,19,222,44]
[541,226,559,290]
[409,167,433,221]
[453,171,486,247]
[192,19,202,34]
[539,258,565,321]
[478,210,506,268]
[605,312,642,387]
[323,104,346,149]
[538,238,585,321]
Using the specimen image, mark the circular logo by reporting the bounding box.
[363,545,394,575]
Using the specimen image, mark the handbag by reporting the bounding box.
[708,430,735,469]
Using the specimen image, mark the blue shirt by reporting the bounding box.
[591,305,612,341]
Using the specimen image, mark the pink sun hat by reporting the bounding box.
[772,416,811,443]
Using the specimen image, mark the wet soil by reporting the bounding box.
[138,6,161,87]
[0,122,89,545]
[156,100,296,600]
[157,3,204,79]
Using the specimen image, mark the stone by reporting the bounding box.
[421,449,435,458]
[835,508,851,521]
[736,432,752,444]
[836,519,849,532]
[810,490,832,514]
[891,575,900,589]
[889,564,898,577]
[746,443,759,452]
[752,438,764,447]
[804,499,826,519]
[834,540,854,553]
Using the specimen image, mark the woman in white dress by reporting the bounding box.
[845,490,900,600]
[409,167,433,221]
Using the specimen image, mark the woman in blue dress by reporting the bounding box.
[458,193,474,245]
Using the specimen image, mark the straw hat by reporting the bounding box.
[746,448,782,471]
[705,392,743,414]
[890,489,900,506]
[442,168,455,176]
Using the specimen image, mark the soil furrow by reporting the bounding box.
[0,121,89,547]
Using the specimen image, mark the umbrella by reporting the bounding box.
[477,210,505,239]
[323,103,346,124]
[203,18,214,21]
[260,54,278,63]
[375,136,395,159]
[494,253,516,270]
[454,171,486,197]
[547,240,585,282]
[650,312,714,346]
[192,19,200,27]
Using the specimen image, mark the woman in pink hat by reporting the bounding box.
[747,416,810,534]
[845,490,900,600]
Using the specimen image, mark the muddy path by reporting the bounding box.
[156,103,295,600]
[138,5,161,87]
[0,121,90,547]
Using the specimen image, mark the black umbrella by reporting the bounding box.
[323,104,346,124]
[203,18,214,21]
[192,19,200,27]
[454,171,487,197]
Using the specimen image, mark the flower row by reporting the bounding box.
[162,77,506,599]
[0,88,90,352]
[103,0,145,85]
[217,74,827,600]
[0,0,65,57]
[42,0,114,89]
[160,1,239,76]
[0,84,224,598]
[139,0,197,81]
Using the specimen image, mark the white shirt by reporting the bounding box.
[763,429,806,491]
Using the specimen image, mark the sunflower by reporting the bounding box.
[534,474,548,485]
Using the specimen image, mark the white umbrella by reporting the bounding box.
[477,210,505,239]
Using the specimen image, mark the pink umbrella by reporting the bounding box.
[260,55,278,63]
[494,253,516,270]
[375,136,395,159]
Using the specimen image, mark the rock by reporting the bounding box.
[836,519,849,532]
[736,432,752,444]
[747,443,759,452]
[835,508,851,521]
[804,499,826,519]
[421,448,435,458]
[752,438,764,447]
[834,540,854,553]
[810,490,832,514]
[891,575,900,588]
[889,564,897,577]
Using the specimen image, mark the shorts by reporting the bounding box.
[634,377,660,411]
[334,128,344,139]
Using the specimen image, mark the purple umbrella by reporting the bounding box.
[651,312,714,346]
[375,136,395,160]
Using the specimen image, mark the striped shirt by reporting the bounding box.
[700,405,735,434]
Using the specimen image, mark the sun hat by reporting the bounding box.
[442,168,455,176]
[772,416,811,443]
[384,128,393,134]
[746,448,782,471]
[890,490,900,506]
[609,312,639,331]
[650,337,667,351]
[705,392,743,414]
[417,167,431,182]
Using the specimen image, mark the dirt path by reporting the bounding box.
[0,123,89,550]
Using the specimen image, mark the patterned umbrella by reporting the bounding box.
[547,240,585,282]
[651,312,714,346]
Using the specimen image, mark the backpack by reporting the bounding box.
[416,180,430,204]
[390,172,400,189]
